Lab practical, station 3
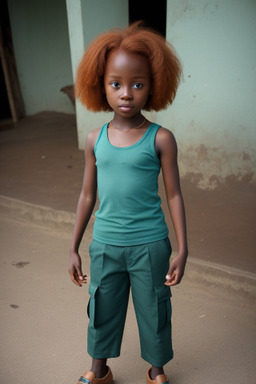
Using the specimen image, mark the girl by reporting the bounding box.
[69,22,188,384]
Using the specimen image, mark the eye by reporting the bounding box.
[110,81,120,89]
[133,82,143,89]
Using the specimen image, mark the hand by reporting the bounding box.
[68,251,87,287]
[165,253,187,287]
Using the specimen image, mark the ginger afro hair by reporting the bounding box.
[75,22,182,112]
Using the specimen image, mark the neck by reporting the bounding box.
[109,116,146,132]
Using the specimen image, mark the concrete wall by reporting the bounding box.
[8,0,255,187]
[8,0,74,115]
[66,0,129,149]
[157,0,256,188]
[68,0,256,188]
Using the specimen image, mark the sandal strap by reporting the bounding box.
[79,377,92,384]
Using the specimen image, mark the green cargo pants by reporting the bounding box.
[87,238,173,367]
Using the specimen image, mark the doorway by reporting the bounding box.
[0,58,11,121]
[0,0,25,124]
[129,0,167,37]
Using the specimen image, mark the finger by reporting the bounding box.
[76,265,86,277]
[76,265,83,278]
[69,269,84,287]
[78,274,87,284]
[75,267,87,284]
[165,267,175,282]
[71,274,83,287]
[166,271,183,286]
[166,264,175,280]
[165,272,177,286]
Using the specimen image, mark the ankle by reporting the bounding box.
[150,366,164,380]
[91,359,108,378]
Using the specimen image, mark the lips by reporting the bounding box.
[119,105,133,112]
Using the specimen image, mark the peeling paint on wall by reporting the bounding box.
[179,144,256,189]
[164,0,256,189]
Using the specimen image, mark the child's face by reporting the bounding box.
[104,49,151,118]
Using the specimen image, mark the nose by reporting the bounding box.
[121,86,132,100]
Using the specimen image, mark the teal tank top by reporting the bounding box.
[93,122,169,246]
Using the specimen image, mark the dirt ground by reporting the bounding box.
[0,111,255,273]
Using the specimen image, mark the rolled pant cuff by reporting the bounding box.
[88,348,121,360]
[141,351,174,367]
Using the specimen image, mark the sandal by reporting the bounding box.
[77,366,113,384]
[146,368,169,384]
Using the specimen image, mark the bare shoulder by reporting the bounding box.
[85,127,102,150]
[155,126,177,154]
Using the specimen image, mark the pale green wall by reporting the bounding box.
[66,0,128,149]
[156,0,256,188]
[8,0,74,115]
[69,0,256,186]
[82,0,128,47]
[9,0,255,186]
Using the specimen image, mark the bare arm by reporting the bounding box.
[156,127,188,286]
[68,128,99,287]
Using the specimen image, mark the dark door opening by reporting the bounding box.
[129,0,167,37]
[0,0,25,123]
[0,58,12,120]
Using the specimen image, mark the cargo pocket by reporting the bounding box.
[87,282,99,328]
[154,285,172,333]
